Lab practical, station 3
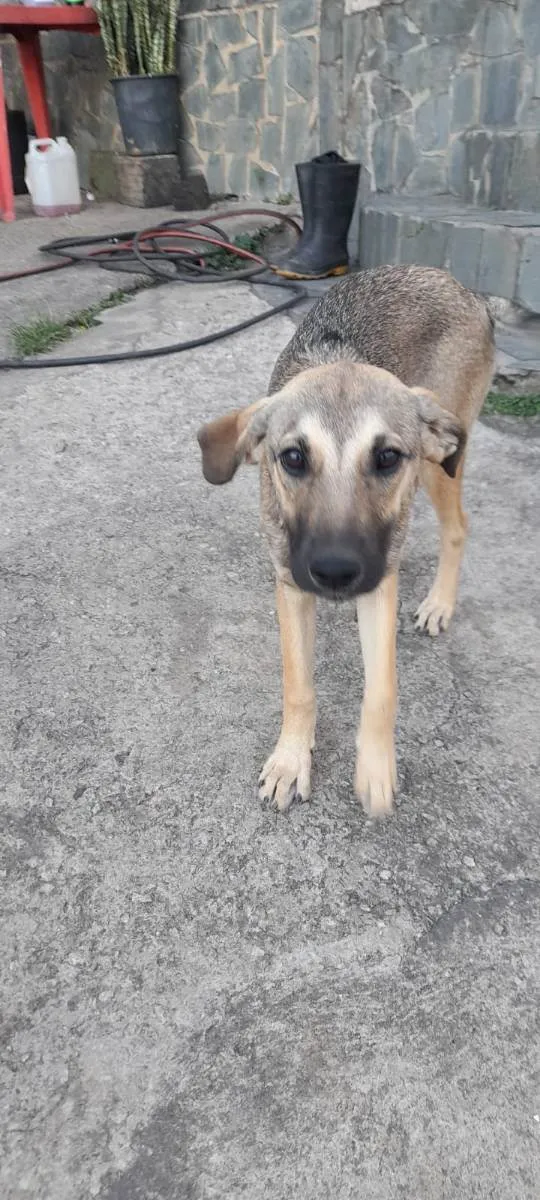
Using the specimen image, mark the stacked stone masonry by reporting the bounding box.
[323,0,540,207]
[178,0,320,198]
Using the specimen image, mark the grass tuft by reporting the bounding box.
[12,317,72,358]
[11,289,131,358]
[483,392,540,418]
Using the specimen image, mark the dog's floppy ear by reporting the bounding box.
[197,396,275,485]
[411,388,466,478]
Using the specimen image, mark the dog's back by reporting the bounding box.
[271,265,495,426]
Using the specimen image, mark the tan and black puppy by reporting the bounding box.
[197,265,495,816]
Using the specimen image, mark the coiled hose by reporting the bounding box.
[0,208,306,370]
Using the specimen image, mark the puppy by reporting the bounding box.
[197,266,495,815]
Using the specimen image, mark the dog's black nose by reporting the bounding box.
[308,551,362,592]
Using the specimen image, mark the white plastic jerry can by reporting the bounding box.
[25,137,82,217]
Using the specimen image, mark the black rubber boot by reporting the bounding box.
[274,153,360,280]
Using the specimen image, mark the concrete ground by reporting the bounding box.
[1,220,540,1200]
[0,198,299,356]
[0,198,173,355]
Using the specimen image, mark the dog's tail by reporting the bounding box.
[482,295,521,330]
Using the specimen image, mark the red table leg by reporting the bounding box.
[17,31,51,138]
[0,48,15,222]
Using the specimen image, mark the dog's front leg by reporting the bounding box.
[259,580,316,811]
[355,572,398,817]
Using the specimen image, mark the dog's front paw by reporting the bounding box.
[259,738,312,812]
[415,589,455,636]
[355,740,397,818]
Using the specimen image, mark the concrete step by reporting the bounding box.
[355,195,540,315]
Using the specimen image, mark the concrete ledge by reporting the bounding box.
[355,195,540,314]
[90,151,183,208]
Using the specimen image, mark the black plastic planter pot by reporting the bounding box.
[112,74,180,156]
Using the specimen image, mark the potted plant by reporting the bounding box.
[96,0,180,156]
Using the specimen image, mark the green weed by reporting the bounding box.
[483,392,540,418]
[203,231,266,272]
[11,288,131,358]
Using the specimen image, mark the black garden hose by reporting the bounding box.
[0,208,306,370]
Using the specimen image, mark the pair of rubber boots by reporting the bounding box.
[274,152,360,281]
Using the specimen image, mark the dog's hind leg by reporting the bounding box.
[415,458,468,636]
[259,580,316,811]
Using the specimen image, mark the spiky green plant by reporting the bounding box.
[96,0,178,77]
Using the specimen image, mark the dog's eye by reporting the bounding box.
[279,447,307,477]
[374,447,402,473]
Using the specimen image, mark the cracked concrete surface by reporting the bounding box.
[0,199,299,358]
[1,279,539,1200]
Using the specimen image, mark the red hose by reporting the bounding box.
[0,207,300,284]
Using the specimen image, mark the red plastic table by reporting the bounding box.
[0,4,99,220]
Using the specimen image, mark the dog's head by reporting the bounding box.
[197,362,465,599]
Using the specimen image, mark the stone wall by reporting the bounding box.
[327,0,540,208]
[3,0,539,207]
[178,0,320,198]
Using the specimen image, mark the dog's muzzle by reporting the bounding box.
[308,549,363,594]
[289,527,391,600]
